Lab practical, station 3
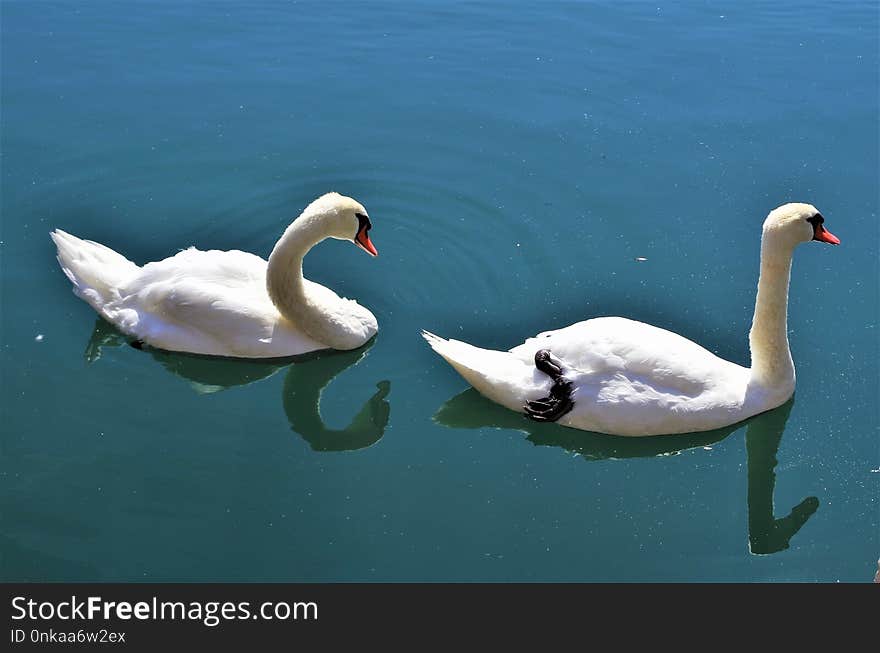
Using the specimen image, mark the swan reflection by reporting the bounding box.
[744,400,819,554]
[282,353,390,452]
[85,318,390,451]
[435,389,818,554]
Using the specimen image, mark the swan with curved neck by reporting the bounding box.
[423,203,839,436]
[51,192,379,358]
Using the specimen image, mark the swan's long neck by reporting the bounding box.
[266,213,332,344]
[748,231,796,395]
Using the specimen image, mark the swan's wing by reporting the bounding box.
[508,316,745,394]
[127,248,268,291]
[111,249,322,356]
[121,248,274,323]
[507,316,751,435]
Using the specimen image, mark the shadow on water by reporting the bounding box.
[435,389,818,554]
[85,318,391,452]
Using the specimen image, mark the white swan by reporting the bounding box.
[423,203,840,436]
[51,192,379,358]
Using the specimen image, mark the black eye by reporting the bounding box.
[806,213,824,226]
[356,213,371,230]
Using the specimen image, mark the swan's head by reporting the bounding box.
[763,203,840,247]
[306,192,378,256]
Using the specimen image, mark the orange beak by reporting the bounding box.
[812,223,840,245]
[355,226,378,256]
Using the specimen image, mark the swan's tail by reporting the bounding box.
[421,330,544,412]
[50,230,139,316]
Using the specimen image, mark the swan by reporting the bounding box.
[51,192,379,358]
[423,203,840,437]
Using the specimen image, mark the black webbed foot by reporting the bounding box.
[130,339,145,350]
[524,349,575,423]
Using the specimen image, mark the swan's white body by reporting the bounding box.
[52,193,378,358]
[424,203,839,437]
[425,318,756,436]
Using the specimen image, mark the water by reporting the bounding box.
[2,1,877,582]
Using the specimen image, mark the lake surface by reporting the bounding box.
[2,1,877,582]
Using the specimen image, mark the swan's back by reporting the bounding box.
[509,317,745,393]
[426,317,752,436]
[127,248,267,294]
[506,317,751,435]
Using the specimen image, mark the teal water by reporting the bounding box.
[2,1,877,582]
